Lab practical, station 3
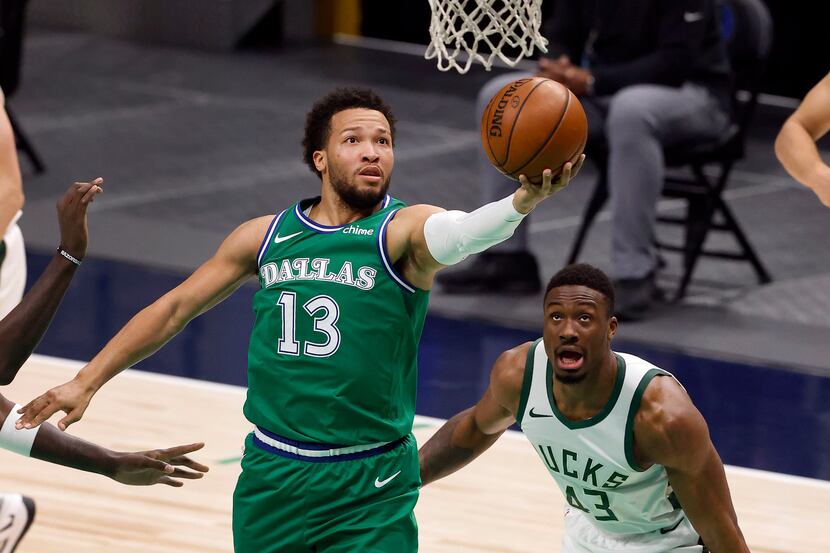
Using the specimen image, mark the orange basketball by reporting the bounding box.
[481,77,588,184]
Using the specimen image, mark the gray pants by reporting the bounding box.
[478,72,730,279]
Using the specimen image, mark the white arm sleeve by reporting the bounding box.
[0,404,39,457]
[423,194,527,266]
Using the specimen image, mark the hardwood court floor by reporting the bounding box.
[1,356,827,553]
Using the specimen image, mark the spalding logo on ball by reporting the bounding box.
[481,77,588,184]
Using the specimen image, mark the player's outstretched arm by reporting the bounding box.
[389,156,584,289]
[0,396,207,486]
[775,71,830,207]
[0,181,103,384]
[419,343,529,486]
[15,215,272,431]
[636,377,751,553]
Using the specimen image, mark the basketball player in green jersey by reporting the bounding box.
[15,88,583,552]
[420,264,752,553]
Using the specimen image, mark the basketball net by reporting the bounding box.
[425,0,548,74]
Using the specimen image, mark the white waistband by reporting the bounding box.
[252,427,397,458]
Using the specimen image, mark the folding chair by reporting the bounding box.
[566,0,773,300]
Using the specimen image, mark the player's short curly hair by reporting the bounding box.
[302,87,396,179]
[545,263,615,316]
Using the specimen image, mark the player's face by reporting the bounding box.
[321,108,394,210]
[542,285,617,384]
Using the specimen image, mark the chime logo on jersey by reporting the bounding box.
[259,258,377,290]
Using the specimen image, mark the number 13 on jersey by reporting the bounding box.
[276,291,341,357]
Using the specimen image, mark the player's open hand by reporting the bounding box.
[110,442,209,487]
[513,153,585,214]
[57,178,103,262]
[16,376,96,431]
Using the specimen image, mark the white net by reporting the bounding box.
[425,0,548,74]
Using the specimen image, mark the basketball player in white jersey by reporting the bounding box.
[0,87,25,319]
[0,181,208,553]
[419,263,751,553]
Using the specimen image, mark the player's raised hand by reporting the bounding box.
[58,177,103,262]
[110,442,209,487]
[513,153,585,213]
[16,376,95,431]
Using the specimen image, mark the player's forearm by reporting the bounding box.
[0,253,78,384]
[419,408,504,486]
[775,119,829,187]
[77,297,191,390]
[0,395,115,477]
[30,421,118,478]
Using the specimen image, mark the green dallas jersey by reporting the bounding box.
[245,195,430,445]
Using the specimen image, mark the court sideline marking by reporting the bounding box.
[28,353,830,491]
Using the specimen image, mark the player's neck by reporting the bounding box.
[310,190,381,226]
[552,352,618,421]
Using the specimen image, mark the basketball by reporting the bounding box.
[481,77,588,184]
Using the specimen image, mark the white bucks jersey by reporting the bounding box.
[518,339,685,535]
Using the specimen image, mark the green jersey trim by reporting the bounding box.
[294,195,392,233]
[624,368,670,471]
[377,208,419,294]
[516,338,543,427]
[256,209,288,268]
[548,354,627,429]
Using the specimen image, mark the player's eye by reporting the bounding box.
[550,313,562,321]
[378,137,389,145]
[345,136,358,143]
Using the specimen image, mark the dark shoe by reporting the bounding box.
[0,494,36,553]
[613,273,663,321]
[436,252,541,294]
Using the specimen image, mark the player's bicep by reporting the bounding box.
[472,385,515,435]
[793,73,830,139]
[165,217,267,322]
[473,345,527,435]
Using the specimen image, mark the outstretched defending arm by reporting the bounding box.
[775,71,830,207]
[0,181,103,384]
[387,156,583,290]
[419,343,529,486]
[15,215,271,431]
[0,396,207,486]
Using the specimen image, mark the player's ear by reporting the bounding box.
[313,150,327,173]
[607,316,617,340]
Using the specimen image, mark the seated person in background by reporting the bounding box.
[775,70,830,208]
[0,182,208,552]
[438,0,733,320]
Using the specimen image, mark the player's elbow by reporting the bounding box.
[0,180,24,212]
[0,364,19,386]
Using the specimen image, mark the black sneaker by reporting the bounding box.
[0,494,36,553]
[614,273,663,321]
[436,251,541,294]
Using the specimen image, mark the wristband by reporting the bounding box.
[58,246,82,266]
[0,404,39,457]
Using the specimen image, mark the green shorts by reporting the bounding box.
[233,430,420,553]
